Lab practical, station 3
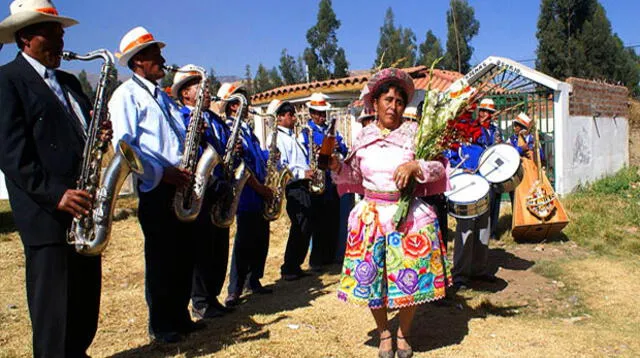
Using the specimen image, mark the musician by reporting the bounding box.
[108,27,204,343]
[171,69,234,319]
[217,83,275,307]
[304,92,348,270]
[445,98,499,291]
[508,112,545,202]
[477,98,503,241]
[270,99,316,281]
[0,1,110,355]
[357,104,375,128]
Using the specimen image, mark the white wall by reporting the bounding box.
[559,115,629,193]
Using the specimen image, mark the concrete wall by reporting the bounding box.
[560,115,629,192]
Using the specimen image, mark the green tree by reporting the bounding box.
[536,0,640,93]
[279,49,305,85]
[269,67,284,88]
[253,64,271,94]
[77,70,94,102]
[441,0,479,73]
[244,64,253,95]
[304,0,349,80]
[373,8,417,68]
[417,30,444,67]
[333,48,349,78]
[207,67,221,97]
[160,63,178,89]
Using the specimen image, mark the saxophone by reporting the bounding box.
[301,124,325,195]
[64,49,143,256]
[259,112,293,221]
[164,65,221,222]
[210,93,252,228]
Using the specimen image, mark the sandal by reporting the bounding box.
[378,335,394,358]
[396,335,413,358]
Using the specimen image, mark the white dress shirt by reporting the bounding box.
[271,125,309,181]
[108,74,186,192]
[21,52,88,130]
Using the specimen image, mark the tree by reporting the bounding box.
[279,49,305,85]
[333,48,349,78]
[269,67,283,88]
[373,8,417,69]
[441,0,479,73]
[207,67,221,97]
[304,0,349,80]
[536,0,640,93]
[417,30,444,67]
[160,63,178,89]
[244,64,253,95]
[253,64,271,94]
[77,70,94,102]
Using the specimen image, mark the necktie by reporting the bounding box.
[155,88,185,147]
[45,69,70,112]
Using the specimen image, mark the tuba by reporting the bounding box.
[210,94,252,228]
[65,49,143,256]
[164,65,221,222]
[258,111,293,221]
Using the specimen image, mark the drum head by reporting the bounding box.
[478,144,521,184]
[446,173,490,202]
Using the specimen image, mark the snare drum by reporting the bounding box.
[445,173,491,219]
[478,143,523,193]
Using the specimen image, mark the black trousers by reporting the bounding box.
[138,183,196,335]
[422,194,449,246]
[310,185,340,267]
[281,181,314,275]
[24,243,101,358]
[191,182,230,310]
[227,210,270,294]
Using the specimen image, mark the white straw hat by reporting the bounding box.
[0,0,77,44]
[115,26,165,67]
[216,82,248,114]
[171,64,204,99]
[305,92,331,111]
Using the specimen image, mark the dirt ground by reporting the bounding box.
[1,202,639,358]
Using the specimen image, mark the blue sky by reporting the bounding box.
[0,0,638,77]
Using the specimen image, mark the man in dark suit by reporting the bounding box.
[0,2,111,356]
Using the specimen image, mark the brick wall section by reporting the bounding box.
[566,77,629,118]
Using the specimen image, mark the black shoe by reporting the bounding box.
[250,286,273,295]
[225,293,241,307]
[191,304,225,320]
[177,320,207,334]
[282,271,312,281]
[453,282,469,292]
[151,331,182,344]
[210,299,235,313]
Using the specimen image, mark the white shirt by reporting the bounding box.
[21,52,88,130]
[108,74,186,192]
[271,125,309,181]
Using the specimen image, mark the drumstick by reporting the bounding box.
[472,148,497,174]
[445,180,476,197]
[448,154,469,176]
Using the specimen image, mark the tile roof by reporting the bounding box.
[251,66,463,105]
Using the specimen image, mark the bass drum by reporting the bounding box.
[445,173,491,219]
[478,143,523,193]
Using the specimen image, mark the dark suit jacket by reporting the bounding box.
[0,53,91,246]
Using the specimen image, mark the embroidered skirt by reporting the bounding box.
[337,193,452,309]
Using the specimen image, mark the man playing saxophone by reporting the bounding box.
[170,68,236,319]
[108,27,205,343]
[223,86,276,306]
[270,100,317,281]
[0,1,111,355]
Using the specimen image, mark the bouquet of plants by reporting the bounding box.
[392,65,477,228]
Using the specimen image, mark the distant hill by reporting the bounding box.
[68,69,241,87]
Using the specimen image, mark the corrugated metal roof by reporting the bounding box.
[251,66,462,105]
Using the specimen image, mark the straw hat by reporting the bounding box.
[513,112,533,129]
[447,78,476,100]
[356,104,375,123]
[0,0,77,44]
[305,92,331,111]
[479,98,496,113]
[267,99,286,116]
[115,26,165,67]
[403,106,418,121]
[171,64,204,99]
[216,82,248,114]
[360,68,415,108]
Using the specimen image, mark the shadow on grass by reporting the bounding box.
[108,272,334,358]
[364,294,524,353]
[0,207,16,234]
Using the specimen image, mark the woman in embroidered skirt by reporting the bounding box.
[329,68,451,358]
